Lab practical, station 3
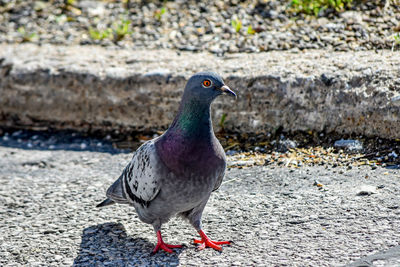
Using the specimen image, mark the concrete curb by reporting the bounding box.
[1,43,399,138]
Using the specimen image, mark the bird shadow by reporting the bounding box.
[73,222,184,266]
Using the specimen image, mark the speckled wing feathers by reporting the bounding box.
[120,140,161,207]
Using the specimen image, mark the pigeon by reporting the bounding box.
[97,71,237,254]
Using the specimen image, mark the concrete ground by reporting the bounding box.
[1,145,399,266]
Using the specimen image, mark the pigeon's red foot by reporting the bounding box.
[152,231,183,255]
[194,230,231,251]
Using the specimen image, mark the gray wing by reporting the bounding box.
[119,140,162,207]
[212,169,225,192]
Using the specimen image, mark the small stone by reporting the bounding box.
[334,139,363,151]
[54,255,63,261]
[356,185,377,196]
[43,230,57,234]
[278,139,297,152]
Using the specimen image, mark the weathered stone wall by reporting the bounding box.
[1,44,399,138]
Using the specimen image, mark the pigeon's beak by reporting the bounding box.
[219,85,237,99]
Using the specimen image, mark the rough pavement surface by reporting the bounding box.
[1,43,400,139]
[1,145,399,266]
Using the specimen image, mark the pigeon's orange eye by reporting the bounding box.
[202,79,212,88]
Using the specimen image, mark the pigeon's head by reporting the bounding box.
[183,71,236,104]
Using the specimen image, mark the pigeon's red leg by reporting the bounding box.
[193,230,231,251]
[152,231,183,255]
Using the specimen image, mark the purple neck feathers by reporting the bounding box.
[155,98,223,174]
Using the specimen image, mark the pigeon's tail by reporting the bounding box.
[106,176,129,203]
[96,198,115,208]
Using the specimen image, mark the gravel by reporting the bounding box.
[1,145,400,266]
[2,128,400,168]
[0,0,399,54]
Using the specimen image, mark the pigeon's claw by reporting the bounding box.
[194,230,231,251]
[194,239,223,251]
[194,239,230,245]
[152,231,183,255]
[152,242,181,254]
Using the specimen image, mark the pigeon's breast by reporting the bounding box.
[154,136,226,207]
[156,136,225,179]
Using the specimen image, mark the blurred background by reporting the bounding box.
[0,0,399,53]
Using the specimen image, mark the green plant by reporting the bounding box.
[394,33,400,44]
[89,18,132,42]
[289,0,353,16]
[231,18,242,33]
[219,113,227,129]
[89,27,112,40]
[113,19,132,42]
[247,25,256,35]
[154,6,166,21]
[392,33,400,51]
[17,27,38,42]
